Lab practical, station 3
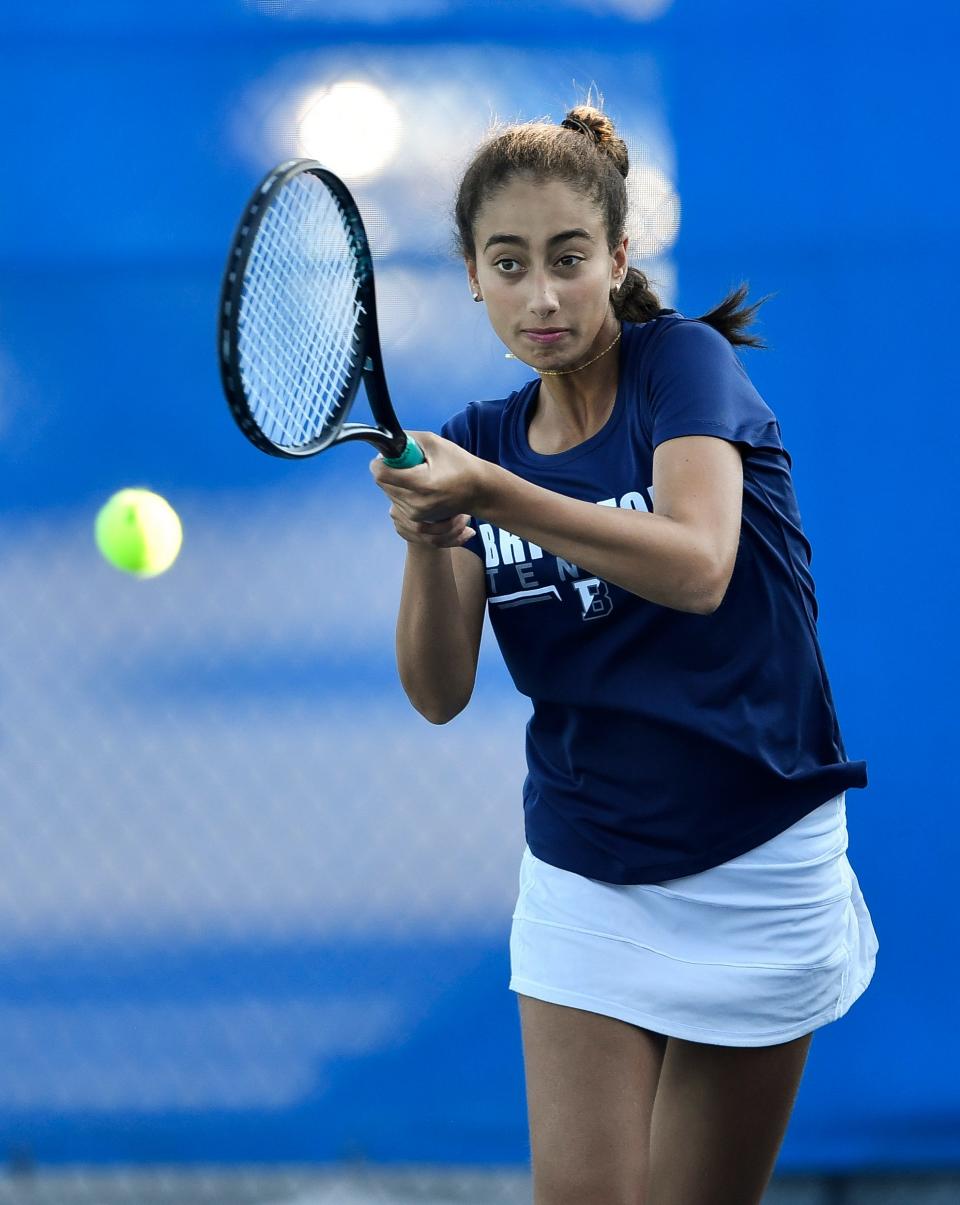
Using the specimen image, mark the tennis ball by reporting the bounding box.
[94,488,183,578]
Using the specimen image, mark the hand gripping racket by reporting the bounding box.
[217,158,424,468]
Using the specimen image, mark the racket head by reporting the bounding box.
[218,159,387,459]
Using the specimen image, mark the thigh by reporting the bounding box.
[518,994,668,1205]
[647,1031,814,1205]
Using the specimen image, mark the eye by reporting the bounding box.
[494,255,583,274]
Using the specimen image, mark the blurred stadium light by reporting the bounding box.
[295,81,403,178]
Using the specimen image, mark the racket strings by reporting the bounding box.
[237,174,366,449]
[244,182,358,439]
[243,188,357,444]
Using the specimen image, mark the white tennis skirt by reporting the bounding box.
[509,791,879,1047]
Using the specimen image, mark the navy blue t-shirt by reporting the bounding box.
[440,311,867,884]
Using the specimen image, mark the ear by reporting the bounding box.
[465,258,478,289]
[612,236,629,285]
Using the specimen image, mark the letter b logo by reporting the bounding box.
[572,577,613,620]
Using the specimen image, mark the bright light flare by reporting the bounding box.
[296,81,402,180]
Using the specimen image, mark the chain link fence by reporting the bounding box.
[0,490,532,1154]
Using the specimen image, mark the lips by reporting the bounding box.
[523,328,570,344]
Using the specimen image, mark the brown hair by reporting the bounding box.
[453,103,773,350]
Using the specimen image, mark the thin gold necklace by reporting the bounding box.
[505,324,622,375]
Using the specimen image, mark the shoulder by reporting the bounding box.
[620,310,725,373]
[632,313,751,393]
[642,312,734,359]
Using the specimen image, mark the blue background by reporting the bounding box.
[0,0,956,1175]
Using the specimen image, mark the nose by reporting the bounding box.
[528,269,559,318]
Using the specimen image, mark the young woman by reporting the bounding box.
[370,104,878,1205]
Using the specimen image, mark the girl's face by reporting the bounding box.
[468,175,628,370]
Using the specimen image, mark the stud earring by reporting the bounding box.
[473,293,482,302]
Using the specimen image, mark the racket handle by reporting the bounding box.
[382,436,425,469]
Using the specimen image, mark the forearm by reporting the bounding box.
[474,462,718,614]
[396,544,478,722]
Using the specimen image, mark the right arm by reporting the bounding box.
[395,542,486,724]
[369,433,489,723]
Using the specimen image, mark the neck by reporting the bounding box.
[537,314,621,419]
[527,315,622,452]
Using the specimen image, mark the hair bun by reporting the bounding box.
[561,105,629,178]
[561,116,600,143]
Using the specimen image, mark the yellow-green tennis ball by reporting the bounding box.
[94,488,183,578]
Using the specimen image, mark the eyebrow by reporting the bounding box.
[482,228,594,253]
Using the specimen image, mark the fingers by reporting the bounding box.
[369,453,429,487]
[415,515,461,534]
[390,507,475,548]
[366,433,472,527]
[377,477,450,524]
[416,515,476,542]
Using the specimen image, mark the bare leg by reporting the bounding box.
[647,1031,813,1205]
[518,994,667,1205]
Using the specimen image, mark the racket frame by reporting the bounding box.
[218,158,416,463]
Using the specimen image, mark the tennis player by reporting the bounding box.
[370,103,878,1205]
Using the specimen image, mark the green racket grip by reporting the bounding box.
[381,436,425,469]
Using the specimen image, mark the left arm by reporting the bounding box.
[474,435,743,614]
[475,474,708,612]
[372,431,744,616]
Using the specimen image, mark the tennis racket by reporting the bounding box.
[217,158,424,468]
